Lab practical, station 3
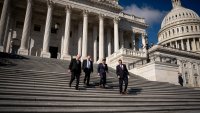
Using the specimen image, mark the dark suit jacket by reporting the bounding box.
[69,59,81,74]
[116,64,129,78]
[97,63,108,74]
[178,75,183,83]
[82,59,93,72]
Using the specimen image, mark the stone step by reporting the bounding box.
[1,100,200,107]
[1,88,200,96]
[1,93,200,100]
[0,83,199,94]
[0,106,200,113]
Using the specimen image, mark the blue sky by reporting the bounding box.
[119,0,200,44]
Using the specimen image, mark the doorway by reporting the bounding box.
[49,46,58,58]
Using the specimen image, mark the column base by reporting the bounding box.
[41,51,51,58]
[62,54,71,60]
[18,49,29,55]
[0,46,3,52]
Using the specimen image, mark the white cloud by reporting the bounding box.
[123,4,168,25]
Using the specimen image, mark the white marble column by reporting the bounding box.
[99,14,104,61]
[93,26,97,62]
[62,6,71,60]
[175,41,178,49]
[77,22,83,56]
[187,39,191,51]
[41,0,53,58]
[82,10,88,59]
[119,30,124,48]
[18,0,32,55]
[3,5,11,52]
[107,28,112,56]
[0,0,10,52]
[114,17,119,52]
[181,40,184,50]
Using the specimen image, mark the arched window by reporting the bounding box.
[173,29,175,34]
[193,74,199,87]
[186,26,189,32]
[191,26,193,31]
[177,28,179,33]
[182,27,184,32]
[185,72,189,84]
[195,26,198,31]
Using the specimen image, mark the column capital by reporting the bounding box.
[83,10,89,17]
[113,17,120,23]
[65,5,72,13]
[99,14,105,20]
[47,0,54,8]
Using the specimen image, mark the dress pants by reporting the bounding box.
[69,72,80,89]
[84,68,91,85]
[119,77,128,93]
[100,73,106,87]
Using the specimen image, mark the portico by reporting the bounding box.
[0,0,148,62]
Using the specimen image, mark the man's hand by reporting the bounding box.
[98,73,100,76]
[68,70,71,73]
[128,75,130,78]
[118,76,120,79]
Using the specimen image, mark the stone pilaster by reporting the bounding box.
[0,0,10,52]
[18,0,32,55]
[181,40,184,50]
[78,22,83,56]
[62,6,72,60]
[114,17,119,52]
[93,26,97,62]
[98,14,104,62]
[82,10,88,59]
[107,28,112,56]
[41,0,53,58]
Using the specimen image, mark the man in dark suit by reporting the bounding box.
[116,59,129,94]
[68,54,81,90]
[97,59,108,88]
[178,72,183,86]
[82,55,93,86]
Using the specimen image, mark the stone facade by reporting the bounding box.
[0,0,148,62]
[130,0,200,87]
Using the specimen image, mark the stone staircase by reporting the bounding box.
[1,52,200,113]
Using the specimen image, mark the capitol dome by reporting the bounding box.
[158,0,200,53]
[161,7,199,28]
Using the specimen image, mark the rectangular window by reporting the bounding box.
[16,21,24,29]
[34,24,41,32]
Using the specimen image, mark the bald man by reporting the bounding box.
[68,54,82,90]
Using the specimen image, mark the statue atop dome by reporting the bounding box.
[172,0,182,8]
